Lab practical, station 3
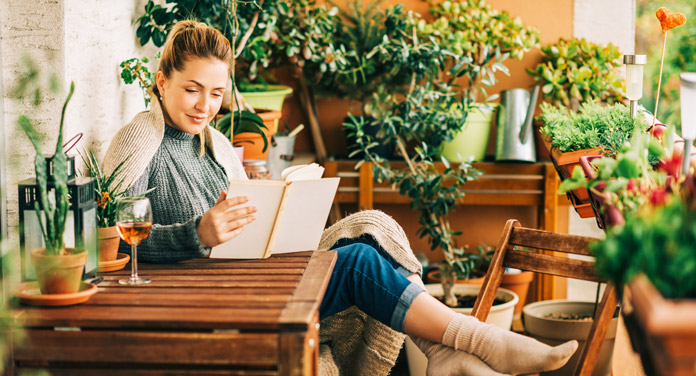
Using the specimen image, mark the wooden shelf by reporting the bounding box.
[324,160,560,232]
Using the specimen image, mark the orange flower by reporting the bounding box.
[656,7,686,33]
[98,192,110,209]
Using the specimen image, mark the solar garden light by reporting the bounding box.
[624,55,647,120]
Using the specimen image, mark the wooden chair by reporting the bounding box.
[471,219,618,376]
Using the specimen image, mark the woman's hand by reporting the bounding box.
[198,191,257,248]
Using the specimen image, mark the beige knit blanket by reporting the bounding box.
[102,98,247,187]
[318,210,422,376]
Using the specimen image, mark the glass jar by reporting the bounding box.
[243,159,270,180]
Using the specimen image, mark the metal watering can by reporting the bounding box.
[495,86,540,162]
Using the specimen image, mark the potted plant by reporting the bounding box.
[426,244,533,318]
[558,129,669,228]
[80,150,155,264]
[539,101,647,216]
[527,37,625,111]
[590,173,696,375]
[17,82,87,295]
[213,111,269,160]
[425,0,540,162]
[522,299,619,376]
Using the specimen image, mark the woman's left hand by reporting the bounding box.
[198,190,257,248]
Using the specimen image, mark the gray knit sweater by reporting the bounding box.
[117,125,230,263]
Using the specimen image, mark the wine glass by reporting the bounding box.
[116,197,153,285]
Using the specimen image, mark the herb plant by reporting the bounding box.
[527,38,626,109]
[540,101,647,154]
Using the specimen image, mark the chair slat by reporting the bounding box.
[509,227,596,256]
[504,249,604,282]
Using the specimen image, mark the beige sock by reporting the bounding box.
[410,336,510,376]
[441,313,578,375]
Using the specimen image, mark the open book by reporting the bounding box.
[210,163,340,259]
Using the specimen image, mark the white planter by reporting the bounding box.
[522,300,618,376]
[405,284,519,376]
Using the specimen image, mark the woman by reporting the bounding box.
[104,20,577,376]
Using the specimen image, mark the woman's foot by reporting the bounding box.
[411,336,510,376]
[442,314,578,375]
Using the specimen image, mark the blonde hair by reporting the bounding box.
[155,20,232,156]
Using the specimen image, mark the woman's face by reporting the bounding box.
[156,57,228,134]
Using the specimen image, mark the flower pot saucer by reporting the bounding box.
[14,281,97,307]
[98,253,130,272]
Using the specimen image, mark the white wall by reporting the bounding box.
[568,0,635,300]
[0,0,154,259]
[574,0,636,55]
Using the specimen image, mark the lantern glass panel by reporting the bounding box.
[82,206,97,277]
[626,64,644,101]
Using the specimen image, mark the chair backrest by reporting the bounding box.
[497,219,604,283]
[471,219,618,376]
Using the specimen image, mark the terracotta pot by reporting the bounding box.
[500,270,534,317]
[626,275,696,375]
[97,226,120,262]
[234,109,281,160]
[542,137,601,218]
[30,248,88,295]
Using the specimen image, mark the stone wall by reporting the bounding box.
[0,0,155,252]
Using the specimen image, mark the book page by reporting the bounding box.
[281,163,324,181]
[271,178,340,254]
[210,180,285,259]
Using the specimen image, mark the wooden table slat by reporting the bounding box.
[16,369,278,376]
[95,287,297,295]
[12,251,335,374]
[14,330,279,366]
[98,274,302,281]
[97,280,300,289]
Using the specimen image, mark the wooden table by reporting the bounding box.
[9,251,336,376]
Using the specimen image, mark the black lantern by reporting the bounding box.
[18,155,98,281]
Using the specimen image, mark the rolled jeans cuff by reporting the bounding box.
[390,283,426,332]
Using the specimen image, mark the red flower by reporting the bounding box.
[650,188,668,206]
[657,154,682,178]
[626,179,637,192]
[650,124,666,140]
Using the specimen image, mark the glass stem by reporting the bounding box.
[131,244,139,280]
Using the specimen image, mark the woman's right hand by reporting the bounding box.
[198,191,257,248]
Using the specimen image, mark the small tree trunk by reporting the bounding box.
[442,269,458,307]
[297,80,327,163]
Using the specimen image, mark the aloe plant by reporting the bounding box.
[18,82,75,255]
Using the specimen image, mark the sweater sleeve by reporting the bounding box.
[117,169,209,264]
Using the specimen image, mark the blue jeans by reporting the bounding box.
[319,235,425,332]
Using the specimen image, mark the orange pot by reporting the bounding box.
[500,271,534,316]
[234,109,281,161]
[30,248,88,295]
[98,226,120,262]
